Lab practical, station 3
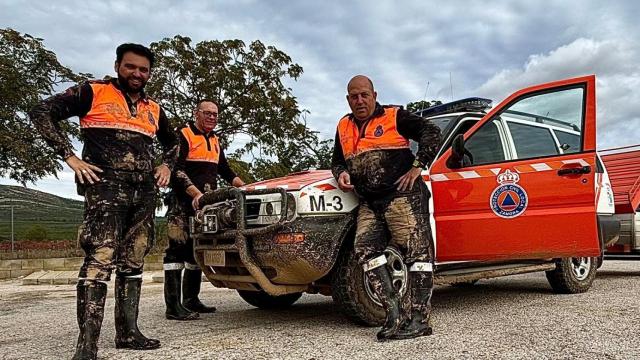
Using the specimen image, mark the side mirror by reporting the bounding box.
[447,134,466,169]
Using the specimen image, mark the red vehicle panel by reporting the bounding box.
[430,75,600,261]
[599,145,640,213]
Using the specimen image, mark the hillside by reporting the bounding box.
[0,185,83,241]
[0,185,167,243]
[0,185,84,221]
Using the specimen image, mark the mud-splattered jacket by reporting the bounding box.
[29,78,178,174]
[331,103,442,198]
[170,122,237,212]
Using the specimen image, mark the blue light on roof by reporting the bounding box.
[417,97,492,118]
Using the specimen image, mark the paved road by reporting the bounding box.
[1,261,640,360]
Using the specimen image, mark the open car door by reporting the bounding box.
[430,75,600,262]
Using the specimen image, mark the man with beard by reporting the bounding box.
[30,43,178,359]
[163,99,244,321]
[331,75,441,341]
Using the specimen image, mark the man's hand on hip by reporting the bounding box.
[66,155,103,185]
[395,166,423,192]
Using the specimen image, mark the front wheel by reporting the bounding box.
[331,247,408,326]
[237,290,302,309]
[545,257,597,294]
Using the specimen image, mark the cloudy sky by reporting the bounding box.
[1,0,639,200]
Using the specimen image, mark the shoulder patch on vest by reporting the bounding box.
[374,124,384,137]
[147,112,156,125]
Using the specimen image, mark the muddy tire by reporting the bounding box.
[545,257,597,294]
[237,290,302,309]
[331,249,385,326]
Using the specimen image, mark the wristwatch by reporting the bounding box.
[412,159,425,169]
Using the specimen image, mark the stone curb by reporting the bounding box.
[19,271,169,285]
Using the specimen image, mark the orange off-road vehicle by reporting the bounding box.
[191,75,619,325]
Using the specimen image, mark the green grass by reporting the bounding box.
[0,185,167,242]
[0,220,80,241]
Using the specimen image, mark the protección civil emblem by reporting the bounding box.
[490,169,528,219]
[374,124,384,137]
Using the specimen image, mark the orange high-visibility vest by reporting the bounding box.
[80,82,160,138]
[337,107,409,160]
[180,126,220,163]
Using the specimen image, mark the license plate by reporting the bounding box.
[204,250,226,267]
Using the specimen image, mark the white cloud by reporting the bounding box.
[475,38,640,149]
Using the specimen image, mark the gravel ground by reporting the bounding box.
[1,261,640,360]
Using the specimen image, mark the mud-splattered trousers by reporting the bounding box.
[356,180,435,320]
[163,123,239,272]
[78,172,156,281]
[163,199,198,270]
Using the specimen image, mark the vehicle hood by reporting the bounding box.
[242,170,333,191]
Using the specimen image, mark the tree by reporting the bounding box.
[147,35,329,181]
[24,224,48,241]
[0,28,89,184]
[406,100,443,114]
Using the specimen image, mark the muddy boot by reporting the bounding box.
[164,269,199,320]
[182,268,216,313]
[114,276,161,350]
[72,280,107,360]
[364,256,405,341]
[391,266,434,340]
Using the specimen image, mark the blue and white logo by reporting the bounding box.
[490,170,528,219]
[374,125,384,137]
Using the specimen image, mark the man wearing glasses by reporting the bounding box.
[163,99,244,320]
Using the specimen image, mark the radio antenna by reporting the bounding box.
[449,72,454,101]
[419,81,430,114]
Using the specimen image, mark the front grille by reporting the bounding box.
[245,198,261,220]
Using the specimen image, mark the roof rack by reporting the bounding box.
[502,109,580,132]
[416,97,492,118]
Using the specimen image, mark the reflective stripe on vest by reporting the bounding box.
[80,82,160,138]
[181,126,220,163]
[337,107,409,160]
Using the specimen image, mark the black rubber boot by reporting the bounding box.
[182,268,216,313]
[164,269,199,320]
[366,265,405,342]
[72,280,107,360]
[390,271,434,340]
[114,276,161,350]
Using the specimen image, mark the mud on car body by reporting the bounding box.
[191,75,619,325]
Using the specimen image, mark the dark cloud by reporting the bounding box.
[1,0,638,196]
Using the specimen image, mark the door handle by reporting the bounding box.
[557,165,591,176]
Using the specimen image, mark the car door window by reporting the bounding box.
[555,130,581,154]
[465,122,505,165]
[502,87,584,160]
[459,86,584,166]
[508,121,558,158]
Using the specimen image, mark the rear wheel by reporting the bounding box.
[545,257,597,294]
[237,290,302,309]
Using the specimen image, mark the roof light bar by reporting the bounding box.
[417,97,492,118]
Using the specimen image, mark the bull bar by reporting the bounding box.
[193,187,308,295]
